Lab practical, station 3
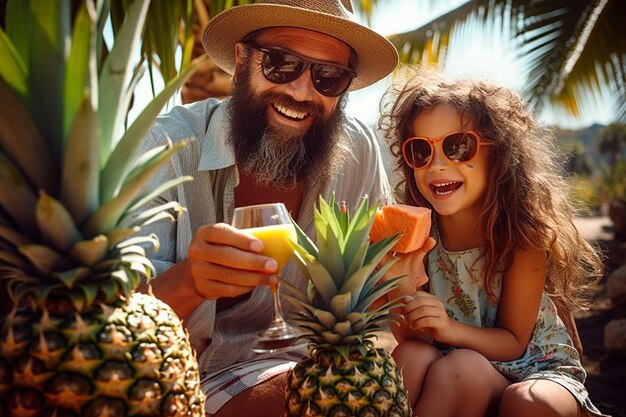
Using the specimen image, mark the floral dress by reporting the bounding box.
[427,227,610,416]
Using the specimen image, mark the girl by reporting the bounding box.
[378,70,608,417]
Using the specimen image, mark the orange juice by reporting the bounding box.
[247,223,297,271]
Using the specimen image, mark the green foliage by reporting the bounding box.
[602,160,626,200]
[560,139,594,177]
[598,123,626,200]
[0,0,197,300]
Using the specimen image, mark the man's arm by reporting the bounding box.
[140,259,204,322]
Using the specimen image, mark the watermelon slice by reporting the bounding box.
[370,204,432,253]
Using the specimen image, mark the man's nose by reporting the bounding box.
[284,68,317,101]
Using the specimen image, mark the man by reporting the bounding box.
[138,1,398,415]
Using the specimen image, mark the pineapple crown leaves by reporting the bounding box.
[287,194,406,355]
[292,194,401,314]
[0,0,200,305]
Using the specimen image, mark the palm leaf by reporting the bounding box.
[98,0,150,164]
[383,0,625,121]
[28,0,70,163]
[0,77,57,195]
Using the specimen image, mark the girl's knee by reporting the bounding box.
[434,349,492,376]
[499,380,581,417]
[417,349,508,415]
[427,349,506,390]
[392,339,440,367]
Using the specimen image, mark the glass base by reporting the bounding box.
[251,320,307,354]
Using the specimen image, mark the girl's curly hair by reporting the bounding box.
[378,69,603,310]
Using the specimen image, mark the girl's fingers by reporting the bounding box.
[402,292,447,329]
[421,236,437,252]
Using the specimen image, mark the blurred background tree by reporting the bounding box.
[599,123,626,188]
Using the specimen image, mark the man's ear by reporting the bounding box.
[234,42,246,76]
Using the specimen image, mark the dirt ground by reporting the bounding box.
[574,217,626,417]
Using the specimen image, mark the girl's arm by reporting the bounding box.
[402,247,546,361]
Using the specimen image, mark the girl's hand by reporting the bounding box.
[384,237,436,296]
[403,290,455,343]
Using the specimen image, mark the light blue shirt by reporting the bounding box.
[139,97,392,375]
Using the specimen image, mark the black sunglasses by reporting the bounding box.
[245,41,356,97]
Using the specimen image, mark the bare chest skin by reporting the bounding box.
[234,170,304,217]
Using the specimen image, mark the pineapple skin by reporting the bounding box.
[285,348,410,417]
[0,293,204,417]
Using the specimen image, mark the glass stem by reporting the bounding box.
[271,283,286,324]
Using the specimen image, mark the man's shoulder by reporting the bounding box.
[340,114,381,155]
[151,97,225,141]
[342,114,375,139]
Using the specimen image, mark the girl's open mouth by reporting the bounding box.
[430,181,462,196]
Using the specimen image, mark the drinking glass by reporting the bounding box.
[231,203,304,353]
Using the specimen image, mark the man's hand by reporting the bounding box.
[144,222,279,322]
[187,223,279,300]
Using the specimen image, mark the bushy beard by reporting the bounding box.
[229,62,347,190]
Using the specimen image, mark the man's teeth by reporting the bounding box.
[274,103,309,119]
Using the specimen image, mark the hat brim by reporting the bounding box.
[202,3,399,91]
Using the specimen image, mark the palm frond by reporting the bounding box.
[383,0,625,122]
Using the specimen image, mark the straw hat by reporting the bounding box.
[201,0,399,91]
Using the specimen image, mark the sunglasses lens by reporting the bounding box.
[442,132,479,162]
[404,139,432,168]
[262,49,305,84]
[311,65,353,97]
[253,43,353,97]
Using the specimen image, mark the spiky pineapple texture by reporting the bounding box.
[283,194,410,417]
[0,293,204,417]
[0,0,203,415]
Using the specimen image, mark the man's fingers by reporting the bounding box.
[196,223,263,252]
[195,277,257,300]
[191,262,272,299]
[190,242,277,273]
[189,223,278,274]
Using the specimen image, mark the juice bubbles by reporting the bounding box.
[247,223,297,271]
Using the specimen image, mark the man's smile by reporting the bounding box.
[271,101,311,121]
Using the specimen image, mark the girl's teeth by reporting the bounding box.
[433,182,462,195]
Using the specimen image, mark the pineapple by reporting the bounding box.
[283,195,411,417]
[0,0,204,415]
